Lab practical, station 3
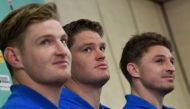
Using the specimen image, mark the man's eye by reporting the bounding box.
[61,38,67,44]
[40,39,51,45]
[83,47,92,52]
[170,60,174,64]
[155,59,163,64]
[100,46,106,52]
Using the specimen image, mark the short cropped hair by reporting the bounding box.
[63,19,104,48]
[120,32,173,85]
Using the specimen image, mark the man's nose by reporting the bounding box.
[95,49,105,61]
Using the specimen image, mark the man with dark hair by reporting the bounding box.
[0,3,71,109]
[120,32,175,109]
[59,19,110,109]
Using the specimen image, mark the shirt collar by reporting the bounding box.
[60,87,110,109]
[11,84,58,109]
[125,94,173,109]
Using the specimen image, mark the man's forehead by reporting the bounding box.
[74,36,104,45]
[143,45,173,58]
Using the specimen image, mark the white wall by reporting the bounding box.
[47,0,190,108]
[164,0,190,108]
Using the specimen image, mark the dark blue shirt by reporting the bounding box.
[59,87,110,109]
[123,94,174,109]
[1,84,58,109]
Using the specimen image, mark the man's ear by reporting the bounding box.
[127,63,140,78]
[4,47,24,69]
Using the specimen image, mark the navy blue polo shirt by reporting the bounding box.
[123,94,173,109]
[59,87,110,109]
[1,84,58,109]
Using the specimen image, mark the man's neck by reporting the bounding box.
[30,83,61,106]
[64,79,102,109]
[13,71,61,107]
[131,85,165,109]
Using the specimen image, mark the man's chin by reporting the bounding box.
[95,76,110,87]
[161,86,174,95]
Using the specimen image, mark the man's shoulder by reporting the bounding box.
[1,96,37,109]
[1,84,58,109]
[1,87,32,109]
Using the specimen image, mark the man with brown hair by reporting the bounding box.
[120,32,175,109]
[59,19,110,109]
[0,3,71,109]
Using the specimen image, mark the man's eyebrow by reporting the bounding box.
[36,33,68,42]
[80,43,94,47]
[170,57,175,61]
[36,34,53,41]
[154,54,174,60]
[61,34,68,39]
[100,42,106,46]
[81,42,106,46]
